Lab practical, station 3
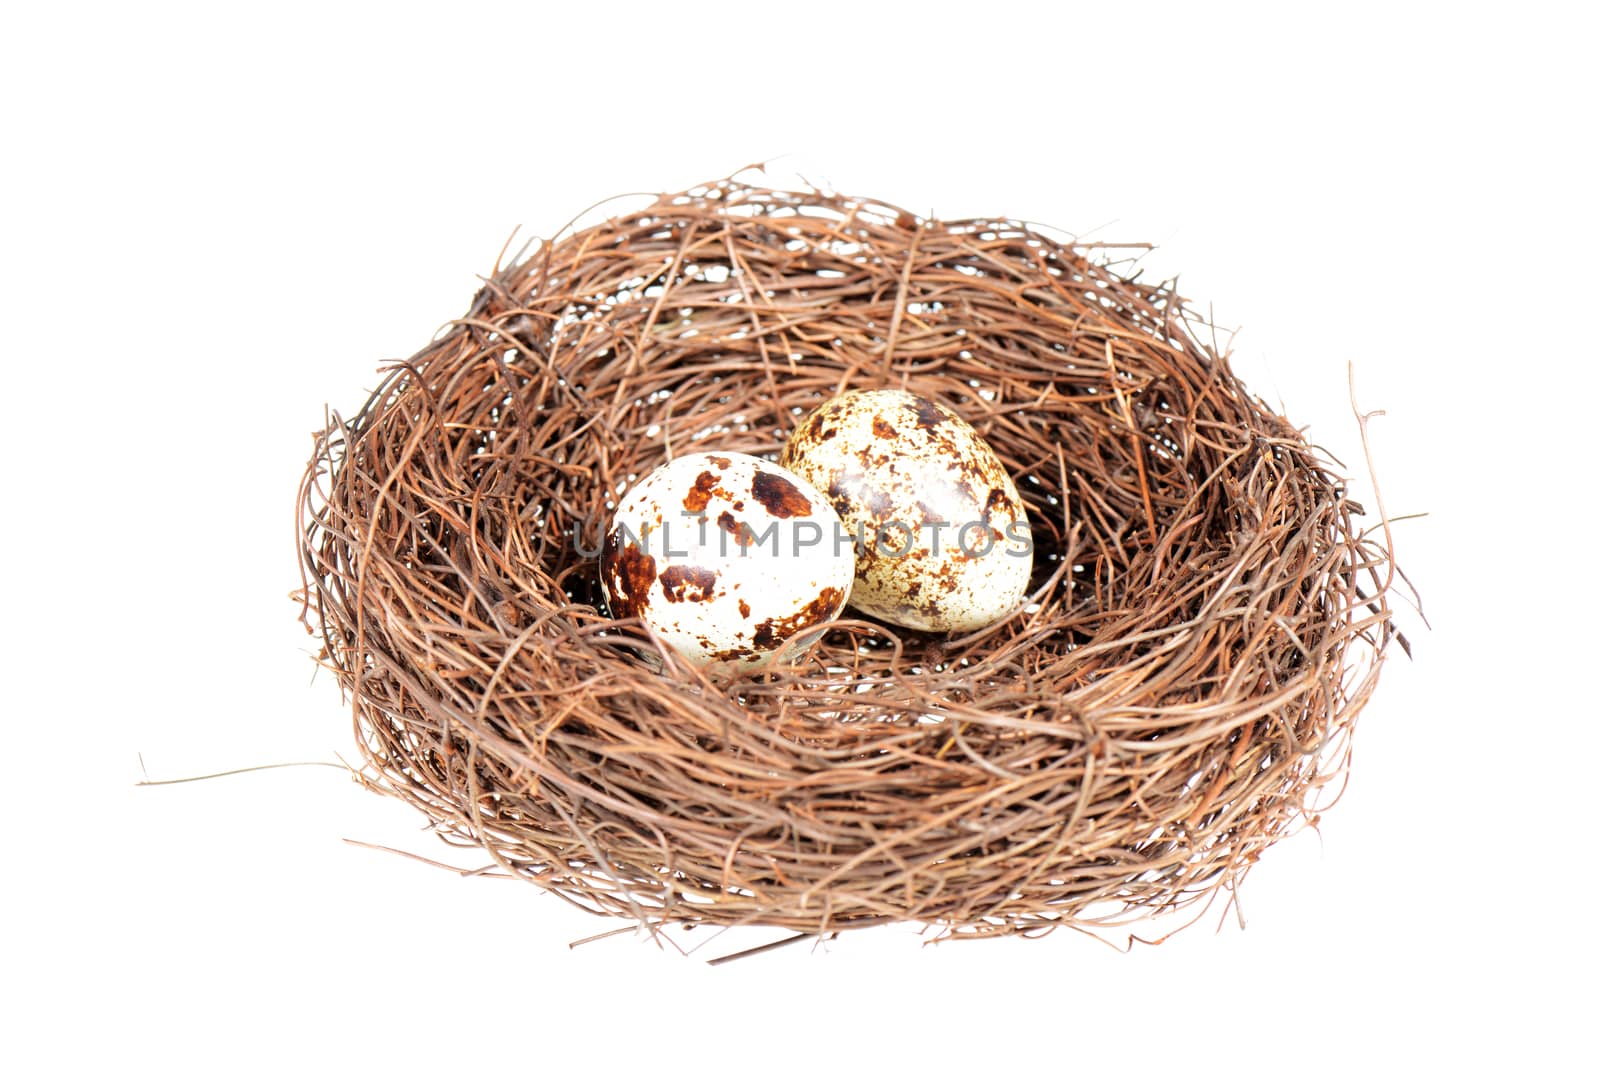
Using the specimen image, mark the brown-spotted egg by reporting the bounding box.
[600,451,854,669]
[779,389,1033,633]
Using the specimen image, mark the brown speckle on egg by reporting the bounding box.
[716,510,754,548]
[683,470,719,512]
[750,586,846,649]
[910,396,947,429]
[659,564,718,603]
[750,470,812,518]
[603,529,657,619]
[982,486,1010,524]
[829,470,892,519]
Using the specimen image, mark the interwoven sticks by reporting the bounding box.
[296,178,1398,939]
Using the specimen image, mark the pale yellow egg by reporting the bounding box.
[780,389,1033,633]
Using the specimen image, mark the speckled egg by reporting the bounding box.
[600,451,855,669]
[779,389,1033,633]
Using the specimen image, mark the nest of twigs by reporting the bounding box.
[296,176,1400,941]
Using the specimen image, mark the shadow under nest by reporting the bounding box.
[296,179,1399,942]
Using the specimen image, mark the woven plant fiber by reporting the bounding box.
[296,176,1400,941]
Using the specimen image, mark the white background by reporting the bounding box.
[5,2,1595,1064]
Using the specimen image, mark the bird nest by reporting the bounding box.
[295,177,1401,942]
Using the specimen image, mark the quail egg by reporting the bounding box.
[780,389,1032,632]
[600,451,855,668]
